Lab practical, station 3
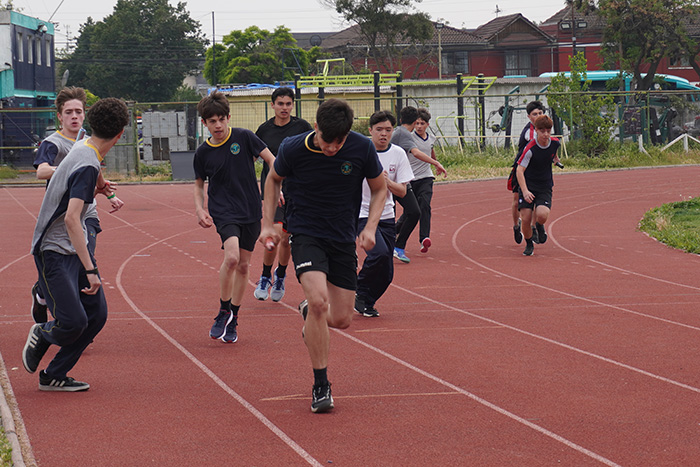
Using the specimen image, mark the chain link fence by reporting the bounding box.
[4,83,700,175]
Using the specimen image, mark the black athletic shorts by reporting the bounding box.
[518,188,552,211]
[216,221,261,252]
[273,203,287,230]
[289,233,358,290]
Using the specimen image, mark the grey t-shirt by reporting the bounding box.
[31,140,101,256]
[410,131,437,180]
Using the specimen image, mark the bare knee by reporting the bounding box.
[222,254,240,272]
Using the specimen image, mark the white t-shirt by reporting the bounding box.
[359,143,414,220]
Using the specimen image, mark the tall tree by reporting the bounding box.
[204,26,326,84]
[323,0,433,76]
[60,0,206,102]
[597,0,699,90]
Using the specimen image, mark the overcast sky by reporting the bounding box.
[15,0,568,48]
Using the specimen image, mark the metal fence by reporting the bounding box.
[4,85,700,174]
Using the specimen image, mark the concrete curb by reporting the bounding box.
[0,352,34,467]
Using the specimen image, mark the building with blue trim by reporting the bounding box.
[0,10,56,166]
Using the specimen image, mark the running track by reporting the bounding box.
[1,166,700,466]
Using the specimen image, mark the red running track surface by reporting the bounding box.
[1,166,700,466]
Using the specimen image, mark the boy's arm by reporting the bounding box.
[516,165,533,203]
[358,174,387,252]
[259,165,284,250]
[193,178,213,227]
[258,147,275,168]
[65,197,101,294]
[36,162,56,180]
[409,148,447,177]
[385,171,407,198]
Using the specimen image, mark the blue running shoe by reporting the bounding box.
[209,309,232,339]
[393,247,410,263]
[222,316,238,343]
[254,275,272,300]
[270,272,286,302]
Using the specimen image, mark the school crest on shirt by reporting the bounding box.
[230,143,241,155]
[341,161,352,175]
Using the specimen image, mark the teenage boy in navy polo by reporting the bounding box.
[23,97,130,392]
[193,91,275,343]
[253,87,312,302]
[259,99,387,413]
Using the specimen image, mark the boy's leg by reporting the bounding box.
[413,178,434,242]
[298,270,332,369]
[231,248,253,306]
[520,208,534,239]
[356,220,394,311]
[220,236,242,302]
[394,185,420,250]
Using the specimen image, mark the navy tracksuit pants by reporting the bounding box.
[356,218,396,308]
[34,250,108,379]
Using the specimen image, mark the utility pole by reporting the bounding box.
[211,12,216,87]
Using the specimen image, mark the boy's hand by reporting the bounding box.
[196,210,213,228]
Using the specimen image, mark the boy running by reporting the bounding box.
[22,97,130,392]
[253,87,312,302]
[259,99,386,413]
[515,115,561,256]
[355,111,414,317]
[390,106,446,263]
[193,92,275,343]
[31,87,123,324]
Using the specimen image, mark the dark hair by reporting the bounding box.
[416,108,431,123]
[399,106,418,125]
[316,99,354,142]
[534,114,553,130]
[526,101,545,115]
[369,110,396,128]
[197,91,230,121]
[271,87,294,103]
[56,87,86,113]
[87,98,129,139]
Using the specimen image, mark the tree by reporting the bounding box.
[323,0,433,77]
[597,0,699,90]
[60,0,206,102]
[204,26,326,85]
[547,52,617,156]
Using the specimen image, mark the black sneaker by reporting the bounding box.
[222,316,238,343]
[311,382,334,413]
[298,300,308,320]
[354,295,365,315]
[31,282,48,324]
[361,306,379,318]
[22,324,51,374]
[531,226,539,244]
[209,309,232,339]
[39,370,89,392]
[536,222,547,244]
[513,219,523,244]
[523,241,534,256]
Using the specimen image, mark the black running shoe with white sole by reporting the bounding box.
[298,300,308,320]
[513,219,523,244]
[22,323,51,374]
[531,226,539,244]
[39,370,89,392]
[536,222,547,244]
[31,282,48,324]
[523,241,534,256]
[360,306,379,318]
[209,310,232,339]
[311,382,334,413]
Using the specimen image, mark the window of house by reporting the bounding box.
[36,38,42,66]
[443,51,469,76]
[505,50,533,76]
[670,55,690,68]
[27,35,33,64]
[17,32,23,62]
[46,40,52,67]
